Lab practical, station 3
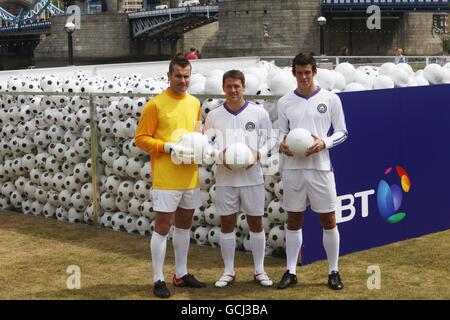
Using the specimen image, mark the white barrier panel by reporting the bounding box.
[0,57,261,81]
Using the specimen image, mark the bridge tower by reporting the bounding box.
[202,0,448,57]
[202,0,322,58]
[324,8,447,56]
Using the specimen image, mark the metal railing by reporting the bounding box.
[128,5,219,20]
[0,21,51,33]
[321,0,450,12]
[0,91,278,227]
[261,55,450,69]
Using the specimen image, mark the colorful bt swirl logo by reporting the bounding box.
[376,166,411,224]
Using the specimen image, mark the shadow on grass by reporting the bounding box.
[31,281,315,300]
[31,284,153,300]
[0,211,257,270]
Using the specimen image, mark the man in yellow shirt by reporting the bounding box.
[135,57,206,298]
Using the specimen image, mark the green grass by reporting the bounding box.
[0,211,449,300]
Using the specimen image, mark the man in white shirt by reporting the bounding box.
[204,70,277,288]
[276,53,348,290]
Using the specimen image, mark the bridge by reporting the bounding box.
[128,5,219,38]
[0,2,219,38]
[1,1,447,33]
[0,20,50,33]
[321,0,449,13]
[0,0,63,25]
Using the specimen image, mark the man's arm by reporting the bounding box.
[322,94,348,149]
[277,100,294,156]
[203,112,222,163]
[258,109,278,159]
[194,100,202,133]
[134,100,166,154]
[277,100,289,142]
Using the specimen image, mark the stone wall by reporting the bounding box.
[34,13,132,67]
[325,15,401,56]
[203,0,445,58]
[105,0,120,12]
[325,13,444,56]
[401,13,444,55]
[31,3,446,68]
[130,22,218,59]
[178,22,218,56]
[202,0,321,57]
[131,37,178,60]
[34,12,219,66]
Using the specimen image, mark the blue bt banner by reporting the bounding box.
[300,84,450,265]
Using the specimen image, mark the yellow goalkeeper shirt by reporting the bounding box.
[134,89,201,190]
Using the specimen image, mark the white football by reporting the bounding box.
[224,143,254,170]
[177,132,213,164]
[285,128,314,157]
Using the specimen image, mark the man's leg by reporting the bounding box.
[152,212,175,283]
[247,215,272,287]
[286,212,304,275]
[247,216,265,275]
[219,213,237,278]
[171,188,205,288]
[320,212,343,290]
[151,211,174,298]
[173,207,195,279]
[276,211,303,289]
[171,189,206,289]
[278,169,307,289]
[320,212,339,273]
[240,184,268,279]
[309,169,343,290]
[214,186,239,288]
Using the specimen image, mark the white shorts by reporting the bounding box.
[215,184,265,216]
[282,169,337,213]
[152,188,202,213]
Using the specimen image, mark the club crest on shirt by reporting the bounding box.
[317,103,327,114]
[245,121,256,131]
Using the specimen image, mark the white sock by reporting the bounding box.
[173,227,191,278]
[323,227,340,274]
[220,231,236,276]
[249,230,266,275]
[151,231,168,283]
[286,229,302,275]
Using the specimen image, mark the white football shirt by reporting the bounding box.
[204,101,277,187]
[277,88,348,171]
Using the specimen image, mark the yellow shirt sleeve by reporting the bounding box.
[134,100,165,154]
[195,107,202,132]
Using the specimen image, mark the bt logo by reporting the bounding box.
[376,165,411,224]
[336,165,411,224]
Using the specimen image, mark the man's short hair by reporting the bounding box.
[222,69,245,86]
[169,56,191,73]
[292,52,317,73]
